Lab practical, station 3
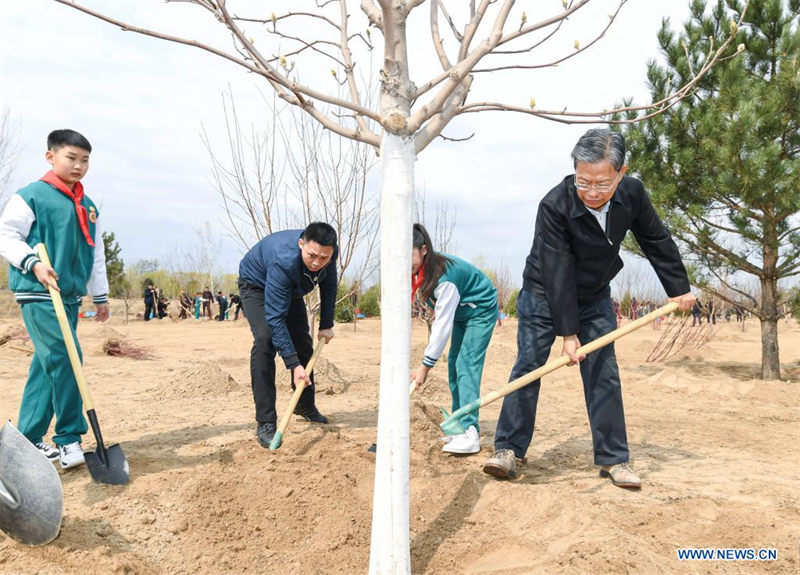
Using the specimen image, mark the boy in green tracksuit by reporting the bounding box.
[411,223,497,455]
[0,129,109,470]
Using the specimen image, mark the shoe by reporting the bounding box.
[483,448,526,480]
[256,422,277,448]
[293,406,328,424]
[442,425,481,455]
[35,441,60,462]
[441,431,464,450]
[58,442,85,469]
[599,462,642,489]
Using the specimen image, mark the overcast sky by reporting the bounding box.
[0,0,694,287]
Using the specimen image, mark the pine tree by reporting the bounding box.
[620,0,799,379]
[102,231,126,298]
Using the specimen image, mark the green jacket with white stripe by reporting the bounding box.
[0,180,108,305]
[422,255,497,367]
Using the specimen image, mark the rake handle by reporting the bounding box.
[442,301,679,429]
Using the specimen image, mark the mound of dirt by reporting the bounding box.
[160,362,246,399]
[410,400,446,458]
[314,357,348,394]
[88,325,125,341]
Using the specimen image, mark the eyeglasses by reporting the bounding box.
[574,171,622,193]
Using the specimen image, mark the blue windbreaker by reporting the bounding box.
[239,229,337,369]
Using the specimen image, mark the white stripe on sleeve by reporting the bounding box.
[87,217,109,300]
[422,281,460,366]
[0,194,36,270]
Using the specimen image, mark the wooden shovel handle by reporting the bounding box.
[274,338,327,438]
[34,244,95,411]
[478,301,679,409]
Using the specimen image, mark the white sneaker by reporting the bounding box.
[442,425,481,454]
[440,432,462,448]
[34,441,60,462]
[58,442,86,469]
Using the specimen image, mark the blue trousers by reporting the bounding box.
[494,290,629,465]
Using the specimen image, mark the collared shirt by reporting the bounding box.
[585,201,611,233]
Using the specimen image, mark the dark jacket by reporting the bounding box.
[523,175,690,336]
[238,229,338,369]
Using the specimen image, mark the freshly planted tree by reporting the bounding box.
[53,1,748,572]
[619,0,799,379]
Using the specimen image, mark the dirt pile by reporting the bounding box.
[1,313,798,575]
[314,357,349,394]
[158,362,246,399]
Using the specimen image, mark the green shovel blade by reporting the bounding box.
[438,407,468,435]
[439,398,481,436]
[269,431,284,450]
[440,415,467,436]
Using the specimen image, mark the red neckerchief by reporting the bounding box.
[40,171,95,247]
[411,259,426,302]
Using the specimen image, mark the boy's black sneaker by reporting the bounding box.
[256,422,277,448]
[293,406,328,424]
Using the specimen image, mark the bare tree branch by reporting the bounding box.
[437,1,463,44]
[360,0,383,30]
[338,0,373,138]
[458,1,749,124]
[414,76,472,153]
[430,1,454,71]
[497,0,594,48]
[437,131,475,143]
[53,0,382,144]
[474,1,625,73]
[0,106,21,205]
[458,0,493,62]
[407,0,514,134]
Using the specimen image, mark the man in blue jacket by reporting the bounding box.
[238,222,338,447]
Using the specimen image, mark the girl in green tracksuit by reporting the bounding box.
[411,223,497,455]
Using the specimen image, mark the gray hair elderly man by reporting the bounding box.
[483,128,696,488]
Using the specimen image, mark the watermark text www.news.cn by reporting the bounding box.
[676,548,778,561]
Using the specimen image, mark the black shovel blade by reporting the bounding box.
[85,444,129,485]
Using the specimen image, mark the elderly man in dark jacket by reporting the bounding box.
[238,222,338,447]
[483,129,696,488]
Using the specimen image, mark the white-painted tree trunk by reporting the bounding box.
[368,132,415,575]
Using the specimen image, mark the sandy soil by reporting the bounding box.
[0,297,798,575]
